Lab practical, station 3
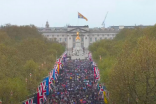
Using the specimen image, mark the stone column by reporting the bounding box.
[67,34,73,56]
[84,34,89,49]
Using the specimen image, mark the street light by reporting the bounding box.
[30,73,32,77]
[25,78,27,83]
[99,55,102,60]
[10,90,13,96]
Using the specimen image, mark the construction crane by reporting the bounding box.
[102,12,108,28]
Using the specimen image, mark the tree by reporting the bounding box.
[0,25,65,103]
[89,25,156,103]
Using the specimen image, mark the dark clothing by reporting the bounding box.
[48,59,104,104]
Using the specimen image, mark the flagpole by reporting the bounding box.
[77,12,79,26]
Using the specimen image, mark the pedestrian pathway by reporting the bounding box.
[22,52,107,104]
[48,59,104,104]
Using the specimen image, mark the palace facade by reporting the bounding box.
[38,22,119,55]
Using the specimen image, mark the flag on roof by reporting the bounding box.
[78,12,88,21]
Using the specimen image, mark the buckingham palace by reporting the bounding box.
[38,21,119,55]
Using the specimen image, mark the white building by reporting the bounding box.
[38,22,119,56]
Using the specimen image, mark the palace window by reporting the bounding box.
[107,34,109,36]
[100,37,102,40]
[81,38,83,42]
[65,38,66,41]
[95,37,97,41]
[60,38,61,42]
[85,37,87,39]
[90,38,92,42]
[81,43,83,47]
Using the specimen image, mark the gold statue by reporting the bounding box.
[76,32,80,40]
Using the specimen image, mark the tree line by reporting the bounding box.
[0,25,64,104]
[89,25,156,104]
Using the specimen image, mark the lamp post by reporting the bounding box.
[25,78,28,90]
[10,90,13,96]
[99,55,101,60]
[10,90,13,104]
[25,78,27,83]
[29,73,32,92]
[30,73,32,78]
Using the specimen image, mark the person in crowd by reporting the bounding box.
[48,59,104,104]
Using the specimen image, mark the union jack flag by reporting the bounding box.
[37,85,43,104]
[23,98,33,104]
[41,81,47,103]
[48,73,53,92]
[55,67,58,79]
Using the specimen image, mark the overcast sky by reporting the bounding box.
[1,0,156,28]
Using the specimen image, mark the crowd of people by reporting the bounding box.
[48,59,104,104]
